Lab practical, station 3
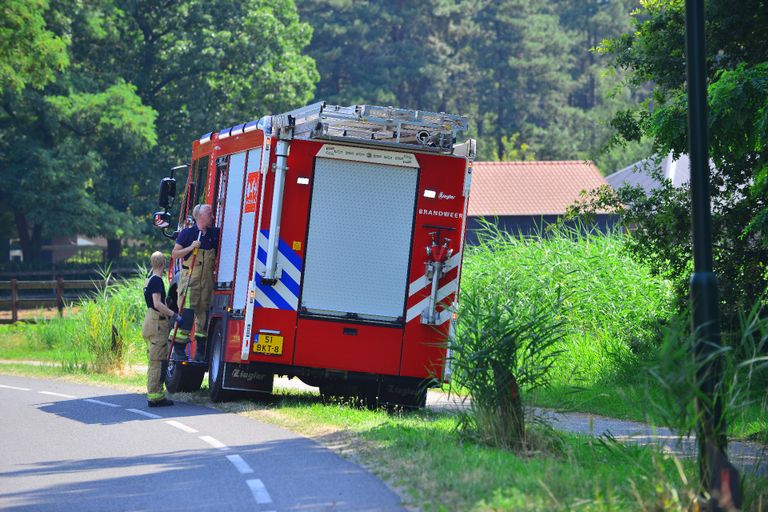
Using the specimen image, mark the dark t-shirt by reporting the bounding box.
[175,225,220,260]
[143,275,166,311]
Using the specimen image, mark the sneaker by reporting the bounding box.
[148,398,174,407]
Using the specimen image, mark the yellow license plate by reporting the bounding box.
[254,334,283,356]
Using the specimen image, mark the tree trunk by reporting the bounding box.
[13,209,43,262]
[106,238,122,261]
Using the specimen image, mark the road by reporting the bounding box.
[0,374,405,512]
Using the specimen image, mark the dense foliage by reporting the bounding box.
[1,0,318,261]
[452,223,674,448]
[570,0,768,330]
[296,0,649,165]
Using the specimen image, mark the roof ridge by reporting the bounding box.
[475,160,595,166]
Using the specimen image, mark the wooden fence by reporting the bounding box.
[0,278,109,324]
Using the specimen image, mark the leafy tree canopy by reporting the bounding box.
[0,0,318,262]
[575,0,768,328]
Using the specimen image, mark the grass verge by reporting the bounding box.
[2,363,766,511]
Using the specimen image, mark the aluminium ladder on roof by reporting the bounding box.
[271,102,469,153]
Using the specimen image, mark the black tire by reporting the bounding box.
[208,322,235,402]
[182,366,206,392]
[379,383,427,409]
[165,359,185,393]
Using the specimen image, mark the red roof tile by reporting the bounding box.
[467,161,608,216]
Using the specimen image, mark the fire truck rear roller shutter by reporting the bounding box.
[301,157,418,322]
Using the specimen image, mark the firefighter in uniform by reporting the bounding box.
[171,203,219,361]
[142,251,177,407]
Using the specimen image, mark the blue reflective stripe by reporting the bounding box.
[277,239,303,270]
[256,282,293,310]
[281,272,300,298]
[257,246,267,265]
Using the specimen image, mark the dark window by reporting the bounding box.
[183,155,210,221]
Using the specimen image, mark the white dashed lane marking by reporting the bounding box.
[246,479,273,504]
[127,408,162,419]
[199,436,229,450]
[0,384,31,391]
[6,381,279,507]
[165,420,198,433]
[83,398,121,408]
[39,391,77,399]
[226,454,254,474]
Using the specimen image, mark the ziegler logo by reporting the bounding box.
[438,192,456,200]
[231,368,264,382]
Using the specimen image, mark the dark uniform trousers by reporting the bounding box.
[142,308,171,401]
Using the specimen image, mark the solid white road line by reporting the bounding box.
[83,398,121,408]
[199,435,229,450]
[246,479,272,504]
[225,454,254,474]
[39,391,76,399]
[0,384,31,391]
[165,420,198,433]
[127,408,162,419]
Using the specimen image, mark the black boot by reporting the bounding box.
[172,342,188,361]
[194,337,207,362]
[148,397,174,407]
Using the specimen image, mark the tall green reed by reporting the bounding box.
[460,220,675,387]
[31,267,146,372]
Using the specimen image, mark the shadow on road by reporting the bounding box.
[36,393,222,426]
[0,437,403,512]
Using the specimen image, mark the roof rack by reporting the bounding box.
[271,102,468,153]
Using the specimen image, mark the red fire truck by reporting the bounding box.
[153,102,476,407]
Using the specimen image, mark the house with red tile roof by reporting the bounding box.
[465,160,615,242]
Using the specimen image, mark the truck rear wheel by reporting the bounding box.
[208,322,235,402]
[378,383,427,409]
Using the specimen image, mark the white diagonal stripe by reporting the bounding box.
[258,232,302,284]
[0,384,31,391]
[84,398,121,408]
[226,454,254,474]
[39,391,76,398]
[272,279,299,309]
[255,287,279,309]
[165,420,198,433]
[127,408,161,419]
[246,479,272,504]
[199,435,229,450]
[408,252,462,297]
[406,278,459,322]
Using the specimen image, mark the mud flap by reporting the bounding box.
[222,363,274,394]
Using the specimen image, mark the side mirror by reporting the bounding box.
[158,177,176,209]
[152,211,171,229]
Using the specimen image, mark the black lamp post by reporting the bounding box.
[684,0,739,506]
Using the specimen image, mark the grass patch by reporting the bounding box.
[0,273,148,371]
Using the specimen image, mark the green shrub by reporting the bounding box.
[30,271,146,372]
[450,283,566,450]
[460,221,675,387]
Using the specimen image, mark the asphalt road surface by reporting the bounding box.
[0,375,405,512]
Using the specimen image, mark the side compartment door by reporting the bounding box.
[216,152,247,291]
[230,148,263,314]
